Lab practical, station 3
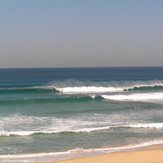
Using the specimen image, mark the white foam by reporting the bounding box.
[129,123,163,129]
[47,79,163,93]
[102,92,163,103]
[0,113,115,136]
[56,86,124,93]
[1,122,163,136]
[0,126,111,136]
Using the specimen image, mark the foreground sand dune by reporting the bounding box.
[34,147,163,163]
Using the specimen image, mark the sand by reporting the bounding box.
[33,147,163,163]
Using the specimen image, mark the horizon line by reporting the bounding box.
[0,66,163,69]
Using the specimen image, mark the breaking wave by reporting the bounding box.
[102,92,163,103]
[1,91,163,104]
[1,123,163,136]
[52,79,163,93]
[1,79,163,94]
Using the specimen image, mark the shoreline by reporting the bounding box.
[1,142,163,162]
[33,146,163,163]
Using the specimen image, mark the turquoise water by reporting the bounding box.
[0,67,163,162]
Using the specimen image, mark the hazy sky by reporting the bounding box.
[1,0,163,68]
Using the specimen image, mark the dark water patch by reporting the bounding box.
[125,85,163,91]
[0,96,103,105]
[0,87,58,94]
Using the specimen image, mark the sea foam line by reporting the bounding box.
[102,92,163,102]
[0,127,111,136]
[0,139,163,159]
[1,123,163,136]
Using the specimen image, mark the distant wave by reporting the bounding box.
[1,80,163,94]
[56,86,124,93]
[1,123,163,136]
[55,84,163,94]
[56,85,163,93]
[52,79,163,93]
[0,86,124,94]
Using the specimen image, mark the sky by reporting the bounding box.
[1,0,163,68]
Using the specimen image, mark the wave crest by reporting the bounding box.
[1,123,163,136]
[53,80,163,93]
[1,80,163,94]
[102,92,163,103]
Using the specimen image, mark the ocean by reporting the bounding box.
[0,67,163,162]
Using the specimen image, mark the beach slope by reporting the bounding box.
[35,147,163,163]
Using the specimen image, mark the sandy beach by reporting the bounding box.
[34,147,163,163]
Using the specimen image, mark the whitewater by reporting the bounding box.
[0,67,163,162]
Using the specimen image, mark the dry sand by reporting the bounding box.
[34,147,163,163]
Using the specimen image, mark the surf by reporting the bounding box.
[51,79,163,93]
[1,80,163,94]
[1,123,163,136]
[102,92,163,103]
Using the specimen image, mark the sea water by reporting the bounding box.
[0,67,163,162]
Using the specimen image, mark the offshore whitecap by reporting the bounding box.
[0,67,163,162]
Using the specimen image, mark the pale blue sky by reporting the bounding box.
[1,0,163,68]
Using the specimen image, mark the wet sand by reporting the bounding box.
[34,147,163,163]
